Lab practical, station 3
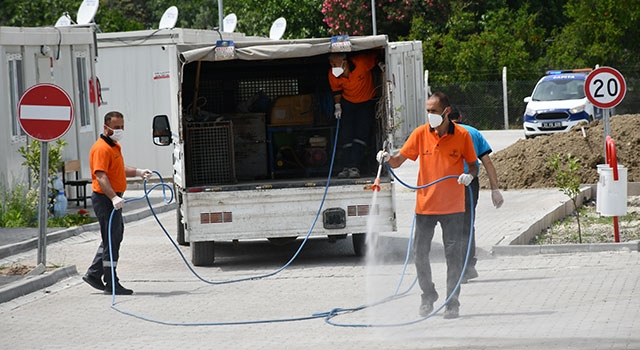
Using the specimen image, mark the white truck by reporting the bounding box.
[98,30,424,265]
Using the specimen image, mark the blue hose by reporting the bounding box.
[105,122,476,327]
[322,171,475,327]
[106,121,343,325]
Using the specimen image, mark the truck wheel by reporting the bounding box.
[191,241,215,266]
[176,207,188,246]
[352,233,367,257]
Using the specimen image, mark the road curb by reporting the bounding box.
[0,265,77,304]
[0,202,176,260]
[492,240,640,256]
[491,183,640,256]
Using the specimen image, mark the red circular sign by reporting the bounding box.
[18,83,74,142]
[584,67,627,109]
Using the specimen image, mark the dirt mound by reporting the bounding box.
[480,114,640,190]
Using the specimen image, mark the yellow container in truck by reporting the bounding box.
[270,94,314,126]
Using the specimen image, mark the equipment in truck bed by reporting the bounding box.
[184,120,235,186]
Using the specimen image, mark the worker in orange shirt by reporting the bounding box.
[82,111,152,295]
[328,52,378,178]
[377,92,478,319]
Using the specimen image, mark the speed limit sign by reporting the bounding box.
[585,67,626,108]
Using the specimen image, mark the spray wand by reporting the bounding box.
[372,140,389,192]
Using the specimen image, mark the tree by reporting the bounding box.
[321,0,414,40]
[225,0,328,38]
[0,0,78,27]
[408,3,546,83]
[545,0,640,69]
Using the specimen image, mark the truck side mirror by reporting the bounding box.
[152,115,172,146]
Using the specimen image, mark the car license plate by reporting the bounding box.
[541,122,562,128]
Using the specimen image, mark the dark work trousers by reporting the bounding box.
[463,177,480,268]
[414,212,465,308]
[86,192,124,284]
[339,99,375,170]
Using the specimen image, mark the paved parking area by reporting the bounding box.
[1,130,638,349]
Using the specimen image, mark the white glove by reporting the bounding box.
[136,168,152,180]
[111,196,125,210]
[376,150,390,164]
[491,189,504,208]
[457,173,473,186]
[334,103,342,119]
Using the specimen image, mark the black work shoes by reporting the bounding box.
[462,266,479,283]
[419,302,434,317]
[104,283,134,295]
[443,305,460,319]
[82,273,105,291]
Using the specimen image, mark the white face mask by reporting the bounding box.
[106,125,125,142]
[332,66,344,77]
[427,113,443,127]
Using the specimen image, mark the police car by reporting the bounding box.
[523,69,601,138]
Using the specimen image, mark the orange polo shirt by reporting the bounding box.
[400,122,477,215]
[89,136,127,194]
[328,53,376,103]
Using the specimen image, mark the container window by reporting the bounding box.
[7,53,25,137]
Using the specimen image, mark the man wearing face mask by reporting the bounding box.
[82,111,152,295]
[376,92,478,319]
[328,52,378,178]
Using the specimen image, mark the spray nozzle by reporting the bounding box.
[371,177,381,192]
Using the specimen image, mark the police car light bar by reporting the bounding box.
[545,68,592,75]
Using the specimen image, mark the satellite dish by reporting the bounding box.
[76,0,99,25]
[269,17,286,40]
[159,6,179,29]
[222,13,237,33]
[55,15,72,27]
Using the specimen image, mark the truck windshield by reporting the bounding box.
[532,79,586,101]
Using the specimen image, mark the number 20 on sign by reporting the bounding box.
[585,67,627,109]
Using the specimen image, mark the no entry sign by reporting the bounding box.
[18,83,74,142]
[584,67,627,109]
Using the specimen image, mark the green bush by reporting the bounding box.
[547,153,583,243]
[0,182,38,227]
[17,139,66,187]
[0,180,94,228]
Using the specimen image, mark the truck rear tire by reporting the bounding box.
[191,241,215,266]
[352,233,367,257]
[176,207,188,246]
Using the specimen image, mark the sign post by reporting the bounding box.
[18,83,74,265]
[585,67,626,242]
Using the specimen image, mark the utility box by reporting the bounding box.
[596,164,627,216]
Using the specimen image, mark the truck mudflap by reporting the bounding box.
[182,181,395,243]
